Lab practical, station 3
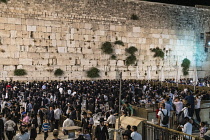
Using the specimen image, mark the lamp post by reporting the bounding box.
[118,71,122,129]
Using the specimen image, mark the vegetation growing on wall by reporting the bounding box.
[14,69,27,76]
[54,68,64,76]
[125,46,138,55]
[86,67,100,78]
[111,55,116,60]
[101,41,125,60]
[131,14,139,20]
[150,47,164,59]
[0,0,7,3]
[125,46,138,66]
[126,55,137,66]
[181,58,191,76]
[101,41,113,54]
[114,40,124,46]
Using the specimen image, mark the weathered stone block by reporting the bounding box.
[58,47,67,53]
[133,27,140,32]
[117,60,124,66]
[19,58,32,65]
[27,26,37,31]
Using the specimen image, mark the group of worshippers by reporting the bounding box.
[165,78,210,87]
[0,80,209,139]
[0,80,144,140]
[155,86,210,139]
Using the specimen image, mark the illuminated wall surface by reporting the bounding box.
[0,0,210,80]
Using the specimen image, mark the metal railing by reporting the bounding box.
[143,122,204,140]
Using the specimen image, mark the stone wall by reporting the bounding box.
[0,0,210,80]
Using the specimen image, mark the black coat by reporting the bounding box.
[48,110,54,121]
[81,117,90,129]
[0,119,4,132]
[95,125,109,140]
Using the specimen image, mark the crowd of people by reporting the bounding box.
[165,77,210,87]
[0,80,208,140]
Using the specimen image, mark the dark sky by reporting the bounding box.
[144,0,210,6]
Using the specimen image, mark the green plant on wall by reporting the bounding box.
[125,46,138,66]
[101,41,113,54]
[86,67,100,78]
[131,14,139,20]
[126,55,137,66]
[110,55,117,60]
[114,40,124,46]
[150,47,164,59]
[54,68,64,76]
[126,46,138,55]
[0,0,7,3]
[181,58,191,76]
[14,69,27,76]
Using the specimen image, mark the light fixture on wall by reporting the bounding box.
[205,32,210,47]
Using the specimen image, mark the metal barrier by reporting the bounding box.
[143,122,204,140]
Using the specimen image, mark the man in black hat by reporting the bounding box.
[81,112,90,133]
[95,118,109,140]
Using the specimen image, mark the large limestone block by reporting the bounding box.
[81,59,89,66]
[0,24,4,30]
[39,53,49,59]
[83,48,93,54]
[22,66,35,72]
[3,65,15,71]
[84,23,92,29]
[117,60,124,66]
[0,17,8,23]
[109,60,117,66]
[0,59,18,65]
[0,30,10,37]
[133,27,140,32]
[19,59,32,65]
[89,60,97,66]
[27,26,37,31]
[8,18,21,25]
[58,47,67,53]
[57,59,71,65]
[110,25,115,31]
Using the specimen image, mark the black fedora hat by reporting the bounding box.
[82,112,87,115]
[98,118,105,122]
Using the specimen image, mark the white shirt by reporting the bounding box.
[182,122,192,139]
[131,131,142,140]
[106,115,116,125]
[195,98,201,109]
[71,92,76,96]
[67,89,72,95]
[54,108,62,120]
[59,87,63,94]
[173,101,183,114]
[157,109,169,126]
[62,118,75,131]
[181,107,189,118]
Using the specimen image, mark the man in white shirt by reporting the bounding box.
[106,112,116,128]
[173,97,183,115]
[62,114,75,138]
[181,117,192,139]
[54,105,62,129]
[181,103,190,118]
[131,126,142,140]
[158,103,170,127]
[59,87,64,94]
[195,96,201,122]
